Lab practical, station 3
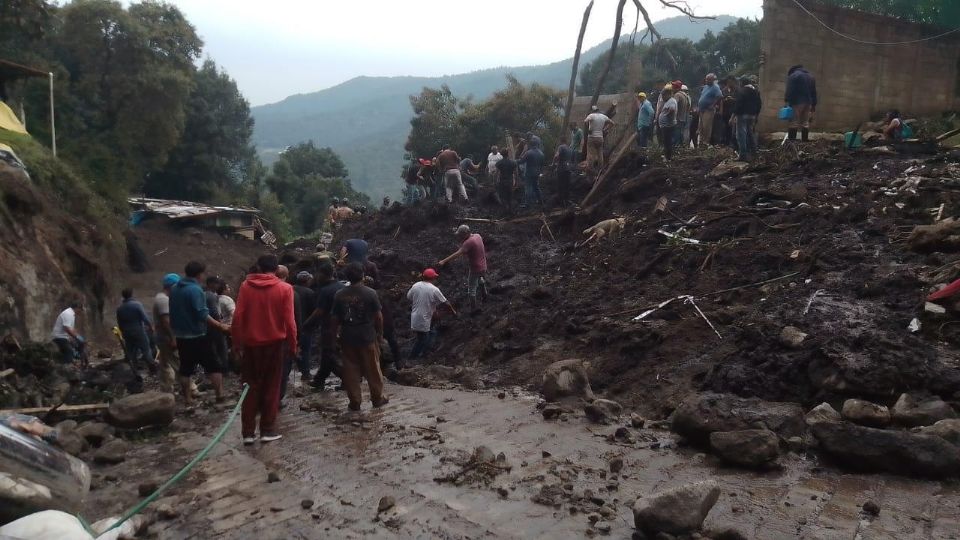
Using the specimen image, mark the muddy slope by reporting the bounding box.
[337,144,960,417]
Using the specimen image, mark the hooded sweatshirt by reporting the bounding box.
[232,273,297,352]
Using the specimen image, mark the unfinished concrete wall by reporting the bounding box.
[758,0,960,132]
[571,93,637,152]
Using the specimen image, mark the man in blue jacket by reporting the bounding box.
[785,65,817,142]
[636,92,655,148]
[169,260,230,405]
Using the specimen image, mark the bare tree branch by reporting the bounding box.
[658,0,715,20]
[561,0,594,142]
[591,0,628,107]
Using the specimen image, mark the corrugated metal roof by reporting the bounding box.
[128,197,260,220]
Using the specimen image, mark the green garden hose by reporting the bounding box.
[89,383,250,538]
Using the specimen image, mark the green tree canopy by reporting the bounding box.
[819,0,960,26]
[144,60,256,203]
[697,19,761,77]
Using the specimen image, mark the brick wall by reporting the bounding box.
[758,0,960,132]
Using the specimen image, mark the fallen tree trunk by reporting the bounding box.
[581,132,637,207]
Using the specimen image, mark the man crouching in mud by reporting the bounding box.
[331,263,389,411]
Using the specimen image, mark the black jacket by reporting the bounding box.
[733,85,762,116]
[785,67,817,107]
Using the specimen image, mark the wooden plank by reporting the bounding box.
[0,403,108,415]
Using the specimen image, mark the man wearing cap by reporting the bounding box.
[439,225,487,311]
[584,105,613,176]
[154,274,181,391]
[698,73,723,147]
[407,268,457,360]
[636,92,655,148]
[674,82,691,148]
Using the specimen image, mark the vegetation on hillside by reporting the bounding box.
[405,77,564,167]
[578,18,761,96]
[819,0,959,25]
[1,0,363,241]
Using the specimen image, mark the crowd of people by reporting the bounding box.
[49,224,490,445]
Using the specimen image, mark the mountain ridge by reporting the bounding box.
[251,15,739,199]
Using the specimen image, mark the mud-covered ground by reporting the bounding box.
[339,143,960,419]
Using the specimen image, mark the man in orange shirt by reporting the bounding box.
[231,254,297,445]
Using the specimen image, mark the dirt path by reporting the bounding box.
[88,382,960,539]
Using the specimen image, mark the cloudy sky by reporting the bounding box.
[166,0,764,106]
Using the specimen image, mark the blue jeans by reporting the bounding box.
[523,175,542,207]
[298,331,313,376]
[410,330,436,359]
[122,329,153,372]
[637,126,653,148]
[432,174,446,200]
[674,121,687,147]
[736,115,757,161]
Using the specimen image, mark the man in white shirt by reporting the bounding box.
[583,106,613,174]
[51,299,83,364]
[486,145,503,186]
[406,268,456,360]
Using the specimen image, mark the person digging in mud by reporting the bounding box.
[116,287,156,377]
[459,155,481,195]
[570,122,584,165]
[439,225,487,312]
[495,151,518,214]
[437,144,468,203]
[232,254,297,445]
[51,299,85,365]
[785,64,817,142]
[204,276,229,373]
[304,264,346,390]
[553,135,574,208]
[154,273,183,391]
[407,268,457,361]
[658,87,678,162]
[486,145,503,186]
[584,105,613,178]
[169,260,229,405]
[518,140,545,209]
[330,262,388,411]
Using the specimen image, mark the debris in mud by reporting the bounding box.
[811,421,960,477]
[632,480,721,536]
[542,359,594,403]
[377,496,395,513]
[156,504,179,520]
[708,429,780,469]
[608,457,624,473]
[891,393,956,427]
[916,418,960,445]
[434,445,511,486]
[105,392,175,430]
[267,471,281,483]
[671,393,805,446]
[805,402,841,426]
[137,482,157,497]
[301,499,314,509]
[584,399,623,424]
[92,439,129,464]
[862,499,881,516]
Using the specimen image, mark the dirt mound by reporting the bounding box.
[336,143,960,417]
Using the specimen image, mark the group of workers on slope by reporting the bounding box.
[49,224,489,445]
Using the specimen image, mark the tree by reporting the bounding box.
[52,0,202,192]
[698,19,761,76]
[144,60,256,202]
[405,85,466,159]
[278,141,348,179]
[577,42,647,96]
[819,0,959,26]
[641,38,709,90]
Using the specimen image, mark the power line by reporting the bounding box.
[790,0,960,46]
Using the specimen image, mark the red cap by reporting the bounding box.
[672,80,682,90]
[422,268,439,279]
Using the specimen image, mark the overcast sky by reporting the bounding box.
[164,0,763,106]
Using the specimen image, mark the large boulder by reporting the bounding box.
[541,359,594,402]
[805,402,842,426]
[105,392,175,429]
[841,399,891,428]
[918,419,960,446]
[811,421,960,477]
[892,393,956,427]
[671,393,805,446]
[632,480,721,535]
[93,439,130,465]
[709,429,780,469]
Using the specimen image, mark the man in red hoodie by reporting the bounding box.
[231,254,297,445]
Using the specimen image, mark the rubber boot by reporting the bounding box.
[787,128,797,141]
[801,128,810,142]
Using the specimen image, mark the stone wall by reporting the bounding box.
[758,0,960,132]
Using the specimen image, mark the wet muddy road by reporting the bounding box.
[111,382,960,539]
